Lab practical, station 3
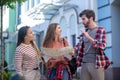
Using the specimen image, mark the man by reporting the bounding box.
[74,9,110,80]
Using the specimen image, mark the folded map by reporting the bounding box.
[41,46,74,62]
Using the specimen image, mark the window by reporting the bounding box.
[31,0,34,8]
[39,31,44,47]
[35,31,44,49]
[72,35,76,47]
[36,0,40,4]
[60,17,67,37]
[18,4,21,24]
[35,34,40,48]
[26,0,29,11]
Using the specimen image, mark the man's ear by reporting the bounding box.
[90,17,94,21]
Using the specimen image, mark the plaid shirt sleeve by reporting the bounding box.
[94,27,111,69]
[74,37,84,67]
[93,27,106,50]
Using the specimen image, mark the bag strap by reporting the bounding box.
[63,38,65,47]
[85,44,92,53]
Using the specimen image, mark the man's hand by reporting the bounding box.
[80,30,94,43]
[80,30,90,39]
[69,50,75,55]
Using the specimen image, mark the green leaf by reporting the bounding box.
[0,0,26,9]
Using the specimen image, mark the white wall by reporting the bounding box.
[19,0,98,46]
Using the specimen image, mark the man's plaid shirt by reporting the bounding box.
[74,27,110,69]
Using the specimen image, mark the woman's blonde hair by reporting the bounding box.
[31,41,41,58]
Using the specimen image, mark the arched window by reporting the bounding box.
[70,14,76,35]
[60,16,67,37]
[69,14,76,47]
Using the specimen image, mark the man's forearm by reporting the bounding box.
[87,35,94,43]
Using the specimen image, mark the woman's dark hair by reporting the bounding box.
[16,26,41,60]
[17,26,30,46]
[79,9,95,21]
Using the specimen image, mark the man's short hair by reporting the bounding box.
[79,9,95,21]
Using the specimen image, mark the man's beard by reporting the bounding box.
[84,20,90,28]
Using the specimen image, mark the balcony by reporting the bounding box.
[20,0,78,26]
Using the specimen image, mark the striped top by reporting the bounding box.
[14,43,39,75]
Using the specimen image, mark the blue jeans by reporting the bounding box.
[63,68,69,80]
[49,68,56,80]
[49,68,69,80]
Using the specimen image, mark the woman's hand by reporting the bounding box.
[39,52,44,57]
[46,56,69,68]
[45,58,57,68]
[69,50,75,55]
[49,59,58,68]
[58,56,69,64]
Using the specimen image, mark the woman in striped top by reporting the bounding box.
[14,26,41,80]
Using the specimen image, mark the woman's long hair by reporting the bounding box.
[17,26,30,46]
[17,26,40,57]
[43,23,61,48]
